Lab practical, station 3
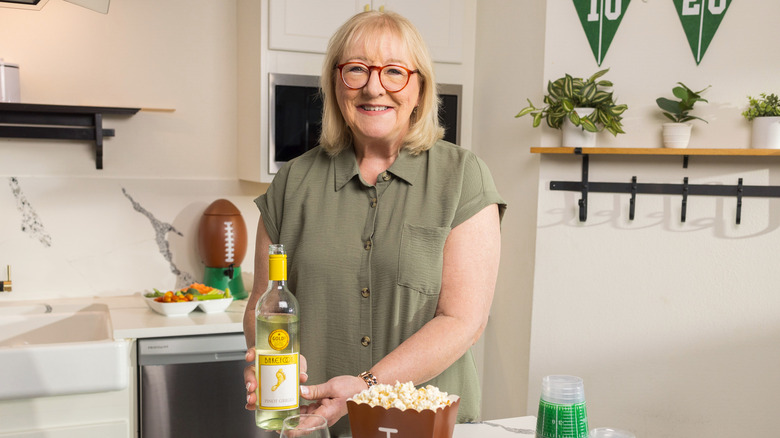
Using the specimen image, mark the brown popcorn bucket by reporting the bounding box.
[347,395,460,438]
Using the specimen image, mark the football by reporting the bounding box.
[197,199,248,268]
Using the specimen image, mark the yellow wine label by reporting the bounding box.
[268,329,290,351]
[258,354,298,366]
[257,353,299,410]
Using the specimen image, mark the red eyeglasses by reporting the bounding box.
[335,62,418,93]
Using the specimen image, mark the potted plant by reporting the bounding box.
[656,82,710,148]
[515,68,628,147]
[742,93,780,149]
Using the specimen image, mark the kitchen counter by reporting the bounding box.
[99,293,248,339]
[0,293,248,340]
[341,416,536,437]
[454,416,536,436]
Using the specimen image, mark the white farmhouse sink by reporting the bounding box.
[0,301,129,400]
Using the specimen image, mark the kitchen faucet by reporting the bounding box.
[1,265,11,292]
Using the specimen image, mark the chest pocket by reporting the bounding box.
[397,223,450,295]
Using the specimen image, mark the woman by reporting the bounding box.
[244,10,506,435]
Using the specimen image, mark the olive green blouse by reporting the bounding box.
[255,140,506,435]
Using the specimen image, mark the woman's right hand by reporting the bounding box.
[244,347,308,410]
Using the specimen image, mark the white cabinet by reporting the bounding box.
[268,0,358,55]
[0,381,134,438]
[268,0,465,63]
[0,339,135,438]
[381,0,465,63]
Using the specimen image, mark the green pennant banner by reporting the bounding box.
[673,0,732,65]
[573,0,632,66]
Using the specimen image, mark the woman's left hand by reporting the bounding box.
[244,347,309,410]
[299,375,366,426]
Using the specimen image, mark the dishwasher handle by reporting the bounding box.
[138,333,249,366]
[140,350,248,366]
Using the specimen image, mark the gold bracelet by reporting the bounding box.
[358,371,377,388]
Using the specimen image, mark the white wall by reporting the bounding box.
[0,0,264,299]
[525,1,780,437]
[473,0,545,420]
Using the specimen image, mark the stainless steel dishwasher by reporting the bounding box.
[138,332,275,437]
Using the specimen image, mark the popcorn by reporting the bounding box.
[351,381,452,412]
[347,381,460,438]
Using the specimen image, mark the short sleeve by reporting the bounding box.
[253,163,292,244]
[451,153,507,229]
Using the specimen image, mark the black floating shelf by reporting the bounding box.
[0,102,140,169]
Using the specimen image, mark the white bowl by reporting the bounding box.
[144,297,198,316]
[197,297,233,313]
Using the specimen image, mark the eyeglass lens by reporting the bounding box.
[340,63,412,92]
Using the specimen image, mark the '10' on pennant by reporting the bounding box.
[573,0,632,66]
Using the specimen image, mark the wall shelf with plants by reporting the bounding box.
[521,67,780,223]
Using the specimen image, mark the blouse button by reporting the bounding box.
[361,288,370,298]
[364,240,372,250]
[370,198,377,208]
[361,336,371,347]
[382,173,390,181]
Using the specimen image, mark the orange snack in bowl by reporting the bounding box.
[187,283,213,294]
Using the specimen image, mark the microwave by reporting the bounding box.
[267,72,462,176]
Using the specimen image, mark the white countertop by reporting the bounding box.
[454,416,536,437]
[344,416,536,437]
[0,293,248,340]
[99,293,247,339]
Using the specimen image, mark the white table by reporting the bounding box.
[344,416,536,437]
[454,416,536,437]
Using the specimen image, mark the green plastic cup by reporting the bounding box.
[536,375,589,438]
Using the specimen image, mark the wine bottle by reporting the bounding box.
[255,244,300,429]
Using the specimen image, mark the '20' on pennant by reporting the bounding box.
[674,0,732,65]
[573,0,632,66]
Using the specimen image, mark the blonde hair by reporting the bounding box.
[319,10,444,155]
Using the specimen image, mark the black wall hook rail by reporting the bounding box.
[532,147,780,223]
[550,179,780,223]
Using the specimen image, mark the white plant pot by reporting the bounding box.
[561,108,597,147]
[662,123,692,148]
[751,116,780,149]
[0,60,21,103]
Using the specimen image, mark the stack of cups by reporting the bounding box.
[536,375,588,438]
